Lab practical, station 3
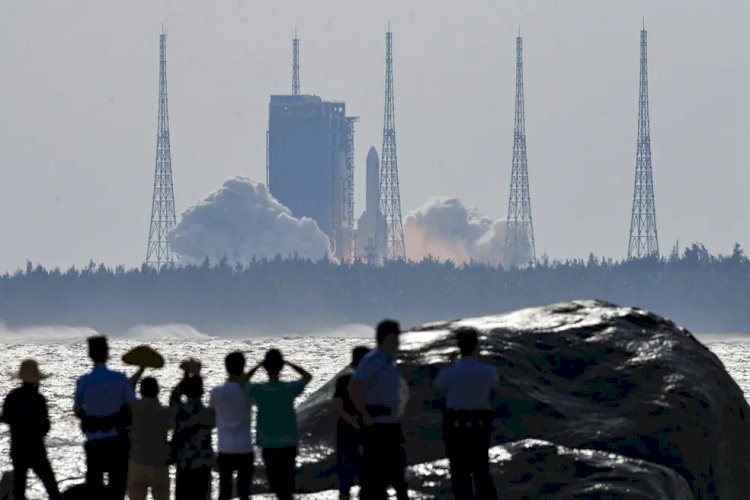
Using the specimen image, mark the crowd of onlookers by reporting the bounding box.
[1,320,501,499]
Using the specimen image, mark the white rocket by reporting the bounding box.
[356,146,388,263]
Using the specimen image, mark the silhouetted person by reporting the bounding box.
[246,349,312,500]
[435,328,499,500]
[128,377,172,500]
[209,351,254,500]
[350,320,409,500]
[170,358,202,407]
[333,346,370,500]
[174,375,215,500]
[1,359,61,500]
[74,336,135,499]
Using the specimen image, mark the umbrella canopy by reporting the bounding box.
[122,345,164,368]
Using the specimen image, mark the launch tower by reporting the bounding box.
[627,24,659,259]
[504,32,536,266]
[145,30,178,269]
[379,28,406,261]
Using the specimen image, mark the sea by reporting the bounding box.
[0,327,747,499]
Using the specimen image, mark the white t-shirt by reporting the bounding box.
[209,380,253,454]
[434,357,499,410]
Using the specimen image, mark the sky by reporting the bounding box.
[0,0,748,271]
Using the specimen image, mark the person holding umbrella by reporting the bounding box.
[1,359,62,500]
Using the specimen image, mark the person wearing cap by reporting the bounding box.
[170,358,202,407]
[434,327,499,500]
[333,346,370,500]
[209,351,254,500]
[245,349,312,500]
[349,319,409,500]
[128,377,173,500]
[74,336,136,499]
[1,359,61,500]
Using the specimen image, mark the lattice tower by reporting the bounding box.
[379,28,406,261]
[292,31,300,95]
[145,31,178,269]
[345,117,358,234]
[505,33,536,265]
[627,26,659,259]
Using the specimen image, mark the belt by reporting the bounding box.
[365,405,392,417]
[443,409,494,429]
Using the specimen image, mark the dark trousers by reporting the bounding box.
[217,452,254,500]
[175,466,211,500]
[361,423,408,500]
[12,452,61,500]
[84,436,130,500]
[262,446,297,500]
[336,434,363,495]
[443,410,497,500]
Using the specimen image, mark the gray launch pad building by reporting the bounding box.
[267,94,355,261]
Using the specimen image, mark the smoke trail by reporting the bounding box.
[404,197,510,266]
[169,176,332,265]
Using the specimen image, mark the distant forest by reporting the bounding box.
[1,242,749,334]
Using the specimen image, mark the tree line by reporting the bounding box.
[0,242,748,334]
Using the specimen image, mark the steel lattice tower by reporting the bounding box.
[379,28,406,261]
[146,30,178,269]
[345,117,358,235]
[292,30,300,95]
[505,32,536,265]
[627,25,659,259]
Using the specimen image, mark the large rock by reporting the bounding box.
[295,300,750,498]
[409,439,692,499]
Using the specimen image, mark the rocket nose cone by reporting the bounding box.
[367,146,379,164]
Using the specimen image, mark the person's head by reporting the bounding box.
[87,336,109,363]
[263,349,284,377]
[376,319,401,356]
[456,327,480,357]
[351,346,370,368]
[183,375,204,400]
[140,377,159,399]
[13,359,48,387]
[225,351,246,377]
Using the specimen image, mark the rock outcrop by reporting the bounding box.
[295,300,750,498]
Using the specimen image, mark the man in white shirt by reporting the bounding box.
[209,351,254,500]
[434,327,499,500]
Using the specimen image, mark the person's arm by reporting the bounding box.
[129,367,145,388]
[333,377,360,429]
[41,396,51,436]
[285,360,312,383]
[1,394,11,425]
[73,379,84,418]
[241,361,264,382]
[348,379,372,425]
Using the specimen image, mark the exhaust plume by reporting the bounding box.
[169,176,332,265]
[405,197,511,266]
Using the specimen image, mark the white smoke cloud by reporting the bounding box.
[169,176,332,265]
[405,197,519,266]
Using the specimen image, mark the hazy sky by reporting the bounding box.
[0,1,748,271]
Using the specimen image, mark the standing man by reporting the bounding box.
[209,351,254,500]
[434,327,499,499]
[333,346,370,500]
[74,336,136,499]
[128,377,172,500]
[349,320,409,500]
[1,359,61,500]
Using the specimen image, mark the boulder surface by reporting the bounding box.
[295,300,750,498]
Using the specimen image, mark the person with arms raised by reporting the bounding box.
[127,377,172,500]
[246,349,312,500]
[209,351,254,500]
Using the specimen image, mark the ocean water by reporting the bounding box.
[0,331,747,499]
